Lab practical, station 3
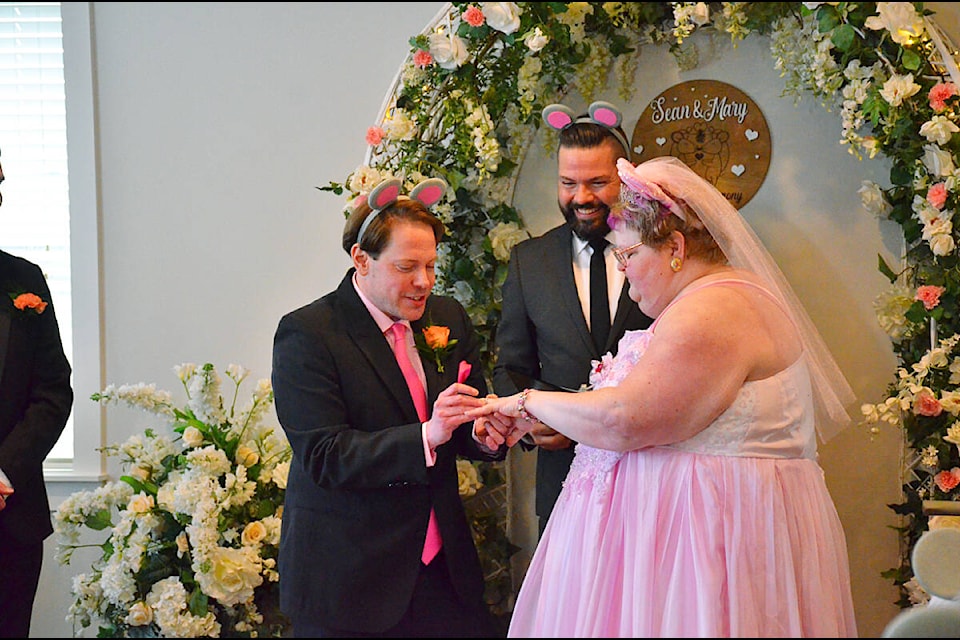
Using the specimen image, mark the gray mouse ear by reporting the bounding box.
[409,178,447,208]
[542,104,577,131]
[367,178,402,211]
[588,101,623,129]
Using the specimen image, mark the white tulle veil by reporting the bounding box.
[617,156,855,442]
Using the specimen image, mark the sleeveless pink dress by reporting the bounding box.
[507,279,857,638]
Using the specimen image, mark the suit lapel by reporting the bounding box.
[0,308,9,382]
[411,308,444,407]
[338,274,422,423]
[552,229,596,356]
[609,282,634,352]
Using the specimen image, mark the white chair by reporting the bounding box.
[882,515,960,638]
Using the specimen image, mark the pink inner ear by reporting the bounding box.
[372,184,401,208]
[592,108,618,127]
[545,111,573,129]
[417,185,443,206]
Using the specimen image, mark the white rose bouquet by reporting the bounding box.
[55,363,292,638]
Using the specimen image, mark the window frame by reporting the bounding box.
[43,1,103,485]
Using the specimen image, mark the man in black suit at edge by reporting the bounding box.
[0,144,74,637]
[493,102,652,537]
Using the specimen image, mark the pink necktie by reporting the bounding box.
[389,322,442,564]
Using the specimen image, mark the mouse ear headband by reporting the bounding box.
[355,176,447,245]
[541,100,631,156]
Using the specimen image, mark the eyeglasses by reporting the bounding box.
[612,241,644,267]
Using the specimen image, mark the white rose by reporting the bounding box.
[858,180,891,217]
[920,115,960,146]
[272,460,289,489]
[928,232,956,257]
[176,531,190,557]
[182,426,204,448]
[348,164,385,194]
[923,144,956,177]
[385,109,418,141]
[864,2,924,45]
[128,492,155,514]
[691,2,710,26]
[125,601,154,626]
[428,33,469,70]
[197,547,263,606]
[879,73,920,107]
[130,464,152,482]
[488,221,530,262]
[523,26,549,53]
[456,460,483,497]
[235,444,259,467]
[482,2,521,35]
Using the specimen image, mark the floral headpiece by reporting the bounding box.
[355,176,447,245]
[616,157,687,222]
[542,100,631,156]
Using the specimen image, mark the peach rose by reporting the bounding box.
[914,389,943,417]
[422,325,450,350]
[934,467,960,492]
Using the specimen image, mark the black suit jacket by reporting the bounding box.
[272,270,505,633]
[0,251,73,544]
[492,224,651,522]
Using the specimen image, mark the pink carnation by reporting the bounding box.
[927,182,948,210]
[413,49,433,68]
[914,388,943,417]
[934,467,960,492]
[929,82,959,112]
[916,284,946,310]
[365,126,384,146]
[463,5,485,27]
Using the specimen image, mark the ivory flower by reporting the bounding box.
[920,115,960,146]
[482,2,521,35]
[864,2,924,45]
[428,32,469,70]
[879,73,921,107]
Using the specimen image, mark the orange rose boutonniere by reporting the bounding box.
[10,292,48,315]
[415,322,458,373]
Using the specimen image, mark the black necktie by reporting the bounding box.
[589,237,610,352]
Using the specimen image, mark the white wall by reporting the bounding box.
[31,2,960,637]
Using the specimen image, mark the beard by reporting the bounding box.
[560,199,611,243]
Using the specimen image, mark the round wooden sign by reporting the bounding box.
[630,79,771,209]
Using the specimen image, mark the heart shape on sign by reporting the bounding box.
[731,164,745,176]
[745,129,759,141]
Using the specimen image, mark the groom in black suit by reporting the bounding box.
[272,189,508,637]
[0,147,74,637]
[493,107,652,536]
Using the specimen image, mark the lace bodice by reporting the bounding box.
[565,316,818,495]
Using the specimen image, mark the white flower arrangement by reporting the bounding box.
[317,0,960,612]
[55,363,292,637]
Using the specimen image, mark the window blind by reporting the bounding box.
[0,2,72,460]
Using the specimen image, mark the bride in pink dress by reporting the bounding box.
[469,156,858,637]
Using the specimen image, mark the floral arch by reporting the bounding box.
[323,2,960,611]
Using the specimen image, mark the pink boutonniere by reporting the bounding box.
[415,322,458,373]
[10,292,48,315]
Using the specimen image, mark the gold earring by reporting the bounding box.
[670,257,682,272]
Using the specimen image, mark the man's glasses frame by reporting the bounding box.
[612,241,644,267]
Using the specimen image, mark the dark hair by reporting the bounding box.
[558,120,629,161]
[609,195,725,264]
[342,197,445,256]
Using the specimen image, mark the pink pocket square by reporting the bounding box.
[457,360,472,384]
